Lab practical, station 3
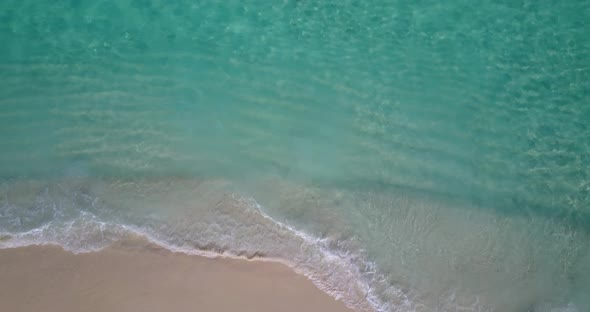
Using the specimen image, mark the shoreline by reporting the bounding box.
[0,242,355,312]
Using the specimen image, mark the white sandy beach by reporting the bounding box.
[0,242,355,312]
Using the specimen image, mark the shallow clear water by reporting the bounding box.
[1,1,589,311]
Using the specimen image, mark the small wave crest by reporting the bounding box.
[0,183,410,312]
[9,177,581,312]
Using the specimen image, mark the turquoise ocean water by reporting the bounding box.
[1,1,589,311]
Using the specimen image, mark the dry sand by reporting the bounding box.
[0,242,355,312]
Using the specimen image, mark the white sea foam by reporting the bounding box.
[0,195,406,312]
[2,178,587,312]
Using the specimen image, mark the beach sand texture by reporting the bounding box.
[0,243,355,312]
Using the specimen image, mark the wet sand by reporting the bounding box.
[0,242,355,312]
